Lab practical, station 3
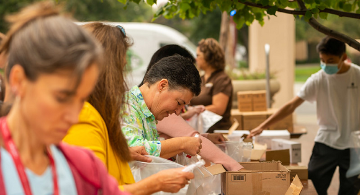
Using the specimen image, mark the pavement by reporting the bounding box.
[292,82,339,195]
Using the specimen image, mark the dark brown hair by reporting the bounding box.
[0,1,103,89]
[143,55,201,96]
[316,36,346,57]
[139,44,195,87]
[83,22,132,162]
[198,38,225,70]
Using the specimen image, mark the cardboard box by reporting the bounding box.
[237,91,253,112]
[242,111,267,130]
[221,161,290,195]
[285,166,308,181]
[254,130,290,149]
[252,90,267,111]
[285,175,303,195]
[267,108,294,133]
[266,149,291,165]
[271,139,302,163]
[230,109,243,130]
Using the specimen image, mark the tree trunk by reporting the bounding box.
[226,17,236,68]
[219,11,229,51]
[219,12,236,68]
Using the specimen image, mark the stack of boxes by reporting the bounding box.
[231,90,294,132]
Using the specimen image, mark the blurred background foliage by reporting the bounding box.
[1,0,360,74]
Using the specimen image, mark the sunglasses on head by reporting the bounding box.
[116,25,126,37]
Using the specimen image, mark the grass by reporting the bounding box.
[295,65,321,82]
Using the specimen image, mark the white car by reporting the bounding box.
[77,22,197,88]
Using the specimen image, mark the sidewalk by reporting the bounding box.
[292,82,339,195]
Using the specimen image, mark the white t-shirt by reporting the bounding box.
[297,63,360,149]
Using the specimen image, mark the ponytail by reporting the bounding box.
[0,1,103,87]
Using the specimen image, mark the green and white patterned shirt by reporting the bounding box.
[121,86,161,156]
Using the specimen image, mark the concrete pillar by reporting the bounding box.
[249,12,295,108]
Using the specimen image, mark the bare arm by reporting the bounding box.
[123,167,194,195]
[205,92,229,116]
[249,96,304,138]
[157,114,244,171]
[160,137,202,159]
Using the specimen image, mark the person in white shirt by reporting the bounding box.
[248,36,359,195]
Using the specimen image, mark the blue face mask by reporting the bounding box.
[320,62,339,75]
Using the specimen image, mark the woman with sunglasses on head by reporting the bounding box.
[63,22,194,195]
[0,2,130,195]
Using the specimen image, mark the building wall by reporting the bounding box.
[249,12,295,108]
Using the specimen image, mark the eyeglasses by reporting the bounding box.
[116,25,126,37]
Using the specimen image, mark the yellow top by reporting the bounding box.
[63,102,135,186]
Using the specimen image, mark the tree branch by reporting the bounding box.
[297,0,360,51]
[307,18,360,51]
[239,1,360,19]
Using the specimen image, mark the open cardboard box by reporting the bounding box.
[266,149,291,165]
[251,142,267,161]
[285,166,308,181]
[204,161,303,195]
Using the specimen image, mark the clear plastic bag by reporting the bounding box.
[242,142,253,162]
[185,110,222,133]
[216,141,243,162]
[130,155,188,195]
[175,153,220,195]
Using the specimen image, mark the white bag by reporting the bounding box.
[186,110,222,133]
[216,141,243,162]
[175,153,221,195]
[130,155,188,195]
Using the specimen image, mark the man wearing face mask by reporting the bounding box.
[248,36,360,195]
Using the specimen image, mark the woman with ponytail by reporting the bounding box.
[0,2,129,195]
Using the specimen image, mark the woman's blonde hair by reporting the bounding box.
[0,1,103,89]
[83,22,132,162]
[198,38,225,71]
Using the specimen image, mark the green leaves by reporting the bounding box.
[279,0,288,7]
[202,0,212,9]
[266,6,277,15]
[311,8,319,14]
[304,0,314,4]
[132,0,141,4]
[304,10,312,21]
[146,0,155,6]
[180,3,191,11]
[343,3,352,12]
[233,11,245,29]
[125,0,360,36]
[117,0,126,4]
[260,0,269,6]
[319,12,327,19]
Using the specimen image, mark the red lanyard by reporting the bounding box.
[0,118,59,195]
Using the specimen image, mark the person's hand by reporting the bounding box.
[206,133,227,144]
[183,137,202,155]
[129,146,152,162]
[181,105,206,120]
[248,126,264,138]
[155,167,194,193]
[192,105,206,113]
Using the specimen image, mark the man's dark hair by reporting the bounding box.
[139,44,195,87]
[316,36,346,57]
[143,55,201,96]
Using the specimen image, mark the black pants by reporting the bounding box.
[308,142,358,195]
